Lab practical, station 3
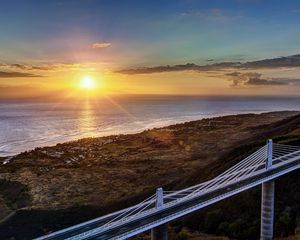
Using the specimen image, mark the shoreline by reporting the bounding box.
[1,110,299,159]
[1,110,300,239]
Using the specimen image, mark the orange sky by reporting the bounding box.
[2,1,300,99]
[2,61,300,100]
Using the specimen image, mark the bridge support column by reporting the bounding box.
[151,224,168,240]
[261,139,275,240]
[151,188,168,240]
[261,181,275,240]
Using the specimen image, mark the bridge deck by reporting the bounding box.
[35,142,300,240]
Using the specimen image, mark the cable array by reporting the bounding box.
[273,143,300,163]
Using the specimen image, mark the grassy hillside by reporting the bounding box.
[164,135,300,240]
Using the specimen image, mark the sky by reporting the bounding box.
[1,0,300,99]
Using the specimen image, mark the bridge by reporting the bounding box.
[36,140,300,240]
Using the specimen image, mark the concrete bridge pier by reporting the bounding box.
[261,181,275,240]
[151,188,168,240]
[261,139,275,240]
[151,224,168,240]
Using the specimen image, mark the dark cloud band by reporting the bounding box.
[0,71,43,78]
[116,54,300,75]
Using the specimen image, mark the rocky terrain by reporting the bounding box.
[1,111,300,239]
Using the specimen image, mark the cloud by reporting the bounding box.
[0,71,43,78]
[10,64,54,71]
[0,62,92,72]
[116,53,300,75]
[226,72,293,87]
[0,63,55,71]
[91,42,111,49]
[116,62,241,74]
[244,54,300,68]
[180,8,241,22]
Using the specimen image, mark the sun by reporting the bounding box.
[80,76,96,89]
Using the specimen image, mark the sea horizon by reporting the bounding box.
[1,94,300,157]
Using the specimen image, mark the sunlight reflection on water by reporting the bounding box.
[0,95,300,156]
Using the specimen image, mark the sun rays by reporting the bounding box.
[80,76,96,89]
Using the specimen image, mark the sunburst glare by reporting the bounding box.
[80,76,96,89]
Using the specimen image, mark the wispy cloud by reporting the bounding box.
[6,63,54,71]
[0,71,43,78]
[0,63,92,72]
[91,42,111,49]
[180,8,241,22]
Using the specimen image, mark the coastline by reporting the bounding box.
[1,110,299,160]
[0,111,271,158]
[2,94,300,157]
[1,110,300,239]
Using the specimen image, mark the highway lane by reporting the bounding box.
[35,204,154,240]
[82,157,300,239]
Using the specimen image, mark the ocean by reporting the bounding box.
[1,95,300,157]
